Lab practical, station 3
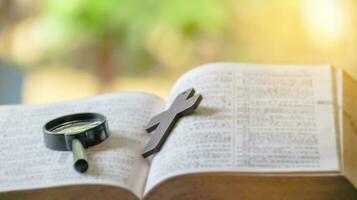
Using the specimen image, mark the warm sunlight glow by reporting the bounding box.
[302,0,347,50]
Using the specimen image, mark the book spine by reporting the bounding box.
[342,71,357,188]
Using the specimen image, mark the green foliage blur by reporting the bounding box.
[42,0,231,76]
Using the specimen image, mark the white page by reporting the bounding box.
[145,63,339,194]
[0,93,165,199]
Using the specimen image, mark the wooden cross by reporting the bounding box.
[142,88,202,158]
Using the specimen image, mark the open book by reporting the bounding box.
[1,63,356,200]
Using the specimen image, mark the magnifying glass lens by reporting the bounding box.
[51,120,102,135]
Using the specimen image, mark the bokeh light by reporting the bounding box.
[0,0,356,104]
[302,0,349,50]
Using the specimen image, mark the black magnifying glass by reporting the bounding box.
[43,113,110,173]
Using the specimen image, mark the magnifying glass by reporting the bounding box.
[43,113,110,173]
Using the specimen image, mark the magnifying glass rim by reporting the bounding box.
[44,112,107,135]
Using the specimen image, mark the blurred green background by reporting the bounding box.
[0,0,356,104]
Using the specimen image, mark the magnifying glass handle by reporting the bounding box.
[71,139,89,173]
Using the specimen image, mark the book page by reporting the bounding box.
[145,63,339,194]
[0,93,165,199]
